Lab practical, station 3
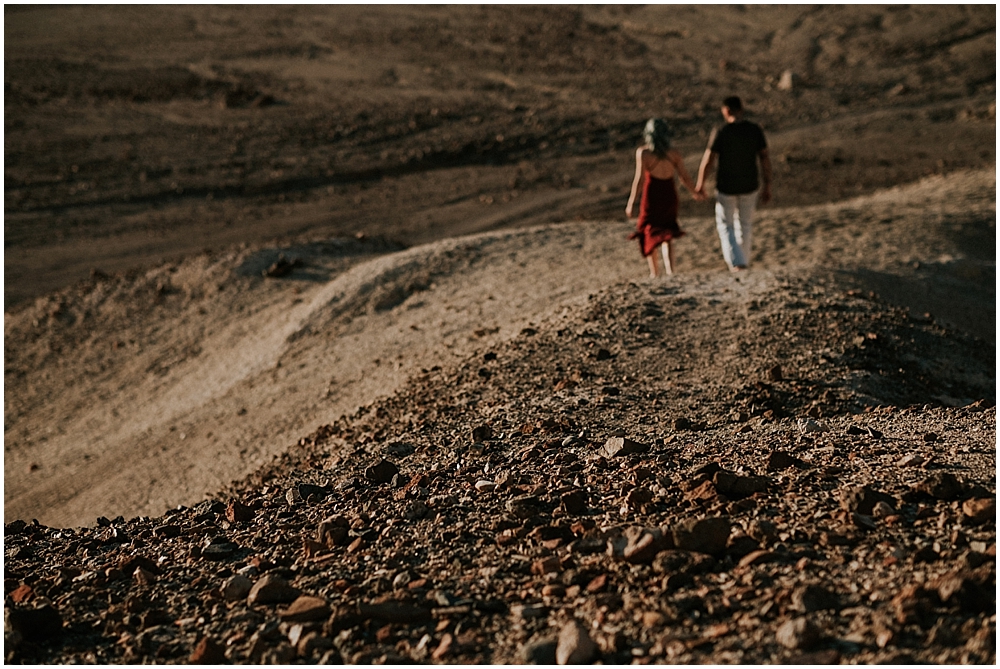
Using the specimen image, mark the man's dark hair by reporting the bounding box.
[723,96,743,112]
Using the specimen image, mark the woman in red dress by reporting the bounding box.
[625,118,703,277]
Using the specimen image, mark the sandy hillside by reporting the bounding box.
[2,6,996,665]
[4,166,995,528]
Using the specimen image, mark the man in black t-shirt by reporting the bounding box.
[696,96,772,271]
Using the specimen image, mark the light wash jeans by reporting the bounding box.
[715,190,758,269]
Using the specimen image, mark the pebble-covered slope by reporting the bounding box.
[4,269,995,664]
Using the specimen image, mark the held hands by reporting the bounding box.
[759,184,772,205]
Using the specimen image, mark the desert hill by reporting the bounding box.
[2,5,996,665]
[5,167,995,528]
[3,172,996,662]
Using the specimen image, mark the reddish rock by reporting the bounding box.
[962,497,995,525]
[247,574,300,606]
[190,637,226,664]
[279,595,331,623]
[226,499,255,523]
[9,584,33,604]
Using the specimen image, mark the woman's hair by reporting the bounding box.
[643,118,672,155]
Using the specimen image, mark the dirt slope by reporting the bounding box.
[4,167,994,528]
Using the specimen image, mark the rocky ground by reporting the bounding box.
[3,5,996,665]
[4,269,995,664]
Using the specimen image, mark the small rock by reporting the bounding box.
[8,584,33,604]
[404,500,429,520]
[279,596,331,623]
[474,479,497,493]
[317,515,350,547]
[766,450,801,471]
[624,487,654,510]
[511,603,548,621]
[598,437,648,458]
[714,471,769,498]
[471,424,492,442]
[917,471,964,500]
[190,636,226,664]
[531,556,562,575]
[791,584,839,612]
[247,574,300,605]
[962,497,995,524]
[898,453,925,467]
[767,364,783,381]
[797,419,827,434]
[777,69,795,91]
[560,490,588,515]
[133,566,157,585]
[200,542,238,561]
[358,601,431,623]
[506,495,544,519]
[840,485,895,515]
[432,633,453,661]
[872,501,896,518]
[851,513,877,532]
[620,526,668,564]
[738,550,775,568]
[556,619,597,665]
[226,499,255,523]
[747,519,778,543]
[775,616,821,650]
[520,637,558,664]
[542,584,566,598]
[365,459,399,484]
[222,574,253,601]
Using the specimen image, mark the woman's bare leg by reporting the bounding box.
[661,240,675,275]
[647,251,659,278]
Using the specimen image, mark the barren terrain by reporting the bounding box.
[2,5,996,665]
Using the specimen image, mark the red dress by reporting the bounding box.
[630,174,685,257]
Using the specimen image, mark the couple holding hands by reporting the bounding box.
[626,96,772,277]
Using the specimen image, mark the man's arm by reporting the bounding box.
[695,148,716,197]
[758,147,772,205]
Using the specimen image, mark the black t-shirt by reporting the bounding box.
[710,120,767,195]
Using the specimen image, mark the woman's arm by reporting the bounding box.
[625,147,645,219]
[670,150,700,196]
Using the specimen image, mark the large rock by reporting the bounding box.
[671,517,732,556]
[776,617,821,650]
[916,472,964,500]
[247,574,300,606]
[714,471,769,498]
[556,619,597,665]
[365,459,400,484]
[839,485,895,515]
[279,596,331,623]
